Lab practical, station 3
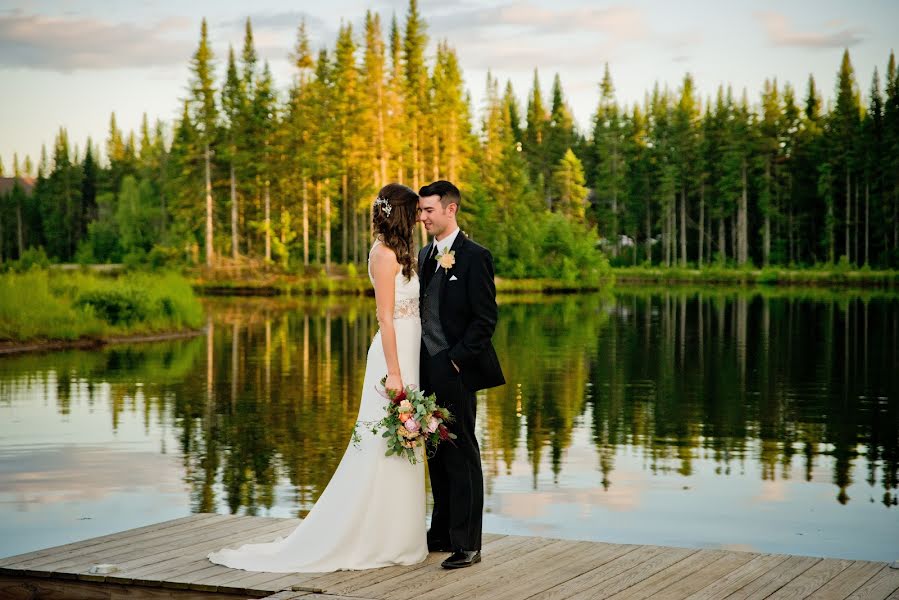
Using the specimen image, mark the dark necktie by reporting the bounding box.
[424,244,438,286]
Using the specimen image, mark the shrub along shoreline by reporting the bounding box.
[0,270,205,351]
[612,265,899,288]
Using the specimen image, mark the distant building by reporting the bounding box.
[0,177,35,196]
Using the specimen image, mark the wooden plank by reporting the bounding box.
[2,514,231,572]
[39,515,266,583]
[724,555,820,599]
[617,550,759,600]
[294,533,518,595]
[295,535,533,597]
[0,573,249,600]
[806,561,888,600]
[846,565,899,600]
[345,535,559,599]
[466,541,639,600]
[765,558,855,600]
[525,544,681,600]
[106,518,295,584]
[601,549,732,600]
[684,554,792,600]
[421,540,597,600]
[211,537,459,594]
[29,515,261,576]
[0,514,216,567]
[156,523,311,591]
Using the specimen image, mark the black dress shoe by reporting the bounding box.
[441,550,481,569]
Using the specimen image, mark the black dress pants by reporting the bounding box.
[422,348,483,552]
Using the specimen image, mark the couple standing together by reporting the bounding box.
[208,180,505,573]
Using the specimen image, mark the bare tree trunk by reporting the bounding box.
[324,179,332,272]
[341,173,348,264]
[230,163,239,259]
[316,180,323,265]
[448,114,458,182]
[264,180,271,263]
[865,180,870,265]
[16,200,24,258]
[353,203,359,264]
[739,159,748,265]
[412,130,420,191]
[302,178,309,267]
[698,183,704,267]
[663,199,669,267]
[679,187,687,266]
[789,208,794,264]
[205,142,214,268]
[377,86,387,187]
[763,159,771,266]
[645,205,652,264]
[845,166,850,262]
[854,179,859,266]
[718,217,726,264]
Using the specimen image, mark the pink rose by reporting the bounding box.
[428,417,439,433]
[404,419,420,433]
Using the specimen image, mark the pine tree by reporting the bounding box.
[553,149,588,219]
[80,141,98,248]
[884,51,899,264]
[546,74,576,180]
[592,64,626,256]
[286,19,315,267]
[189,18,219,267]
[221,45,246,259]
[431,41,473,183]
[830,49,862,264]
[253,62,278,264]
[523,70,549,202]
[331,22,361,264]
[403,0,428,190]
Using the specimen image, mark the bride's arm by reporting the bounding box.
[370,245,403,394]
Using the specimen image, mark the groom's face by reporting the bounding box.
[418,194,455,238]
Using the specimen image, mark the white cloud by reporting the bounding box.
[0,10,194,71]
[756,11,865,49]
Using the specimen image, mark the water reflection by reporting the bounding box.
[0,290,896,560]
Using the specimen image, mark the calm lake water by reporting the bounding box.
[1,288,897,562]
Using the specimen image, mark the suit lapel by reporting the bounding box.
[438,231,466,305]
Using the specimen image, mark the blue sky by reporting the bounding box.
[1,0,897,172]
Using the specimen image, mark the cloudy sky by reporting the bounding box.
[1,0,896,172]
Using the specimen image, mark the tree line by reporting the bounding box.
[1,0,897,276]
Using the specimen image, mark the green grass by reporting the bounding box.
[0,269,204,343]
[612,264,899,287]
[192,271,612,296]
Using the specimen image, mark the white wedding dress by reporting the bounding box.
[207,241,427,572]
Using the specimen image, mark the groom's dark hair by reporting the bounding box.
[419,180,461,210]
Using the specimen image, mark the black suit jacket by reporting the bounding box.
[418,231,505,392]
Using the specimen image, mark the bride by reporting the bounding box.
[207,183,427,572]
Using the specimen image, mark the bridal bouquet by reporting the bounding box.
[354,377,456,464]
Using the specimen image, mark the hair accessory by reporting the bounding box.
[374,195,392,217]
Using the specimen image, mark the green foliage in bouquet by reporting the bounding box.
[353,377,457,464]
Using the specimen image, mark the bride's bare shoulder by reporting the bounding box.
[369,242,399,272]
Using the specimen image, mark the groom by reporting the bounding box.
[417,180,505,569]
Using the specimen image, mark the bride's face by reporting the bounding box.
[418,194,455,238]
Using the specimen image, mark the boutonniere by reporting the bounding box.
[436,248,456,272]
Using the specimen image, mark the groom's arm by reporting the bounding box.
[448,249,498,365]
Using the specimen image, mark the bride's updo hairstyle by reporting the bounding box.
[371,183,419,280]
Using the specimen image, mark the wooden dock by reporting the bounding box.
[1,514,896,600]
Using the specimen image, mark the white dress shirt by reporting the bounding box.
[432,226,460,271]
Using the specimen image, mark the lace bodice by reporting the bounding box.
[368,240,420,320]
